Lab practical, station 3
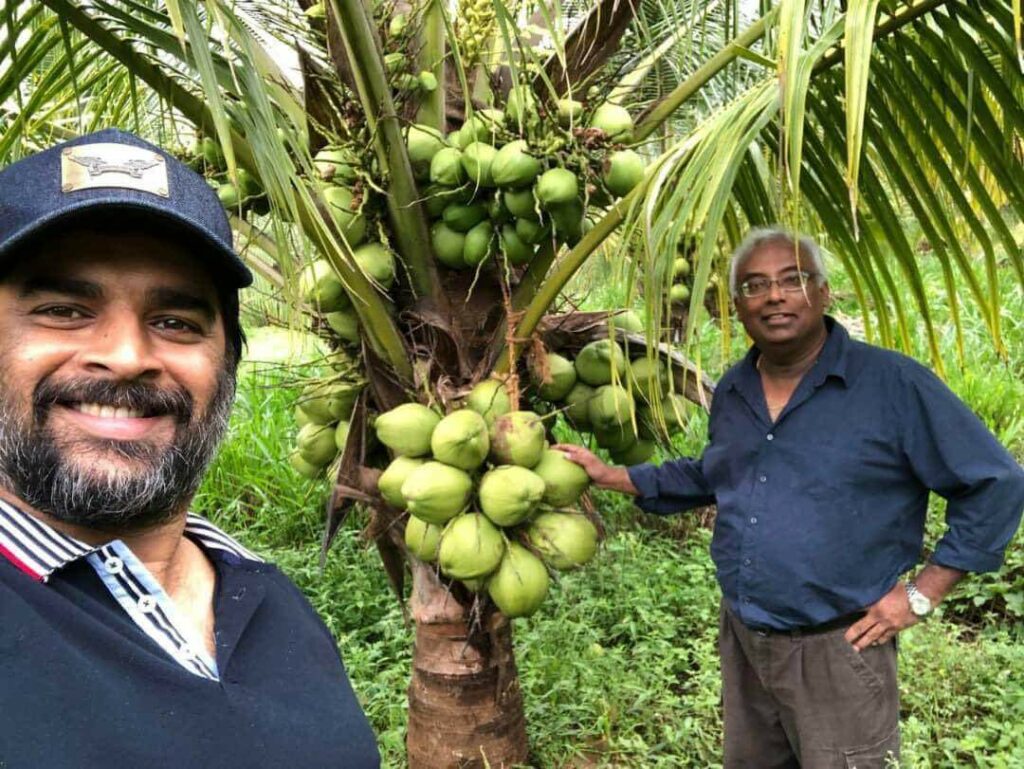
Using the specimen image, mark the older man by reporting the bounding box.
[559,227,1024,768]
[0,130,379,767]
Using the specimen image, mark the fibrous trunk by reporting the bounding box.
[406,560,529,769]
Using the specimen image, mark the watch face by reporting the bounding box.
[910,593,931,615]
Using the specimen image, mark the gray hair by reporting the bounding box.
[729,227,828,296]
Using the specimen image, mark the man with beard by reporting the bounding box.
[0,129,380,767]
[557,228,1024,768]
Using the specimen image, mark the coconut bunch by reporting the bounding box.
[668,237,721,310]
[191,135,269,216]
[527,332,691,462]
[373,392,599,618]
[289,373,366,479]
[406,97,644,272]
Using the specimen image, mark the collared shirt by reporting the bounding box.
[0,500,380,768]
[628,317,1024,631]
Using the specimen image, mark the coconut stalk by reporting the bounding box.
[406,560,528,768]
[328,0,446,307]
[415,0,446,130]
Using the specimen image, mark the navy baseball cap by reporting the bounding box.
[0,128,253,288]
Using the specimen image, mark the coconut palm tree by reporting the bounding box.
[3,1,1022,766]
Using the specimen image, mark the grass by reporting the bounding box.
[193,233,1024,767]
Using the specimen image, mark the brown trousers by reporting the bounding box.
[719,602,900,769]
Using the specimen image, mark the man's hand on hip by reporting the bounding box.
[844,582,919,652]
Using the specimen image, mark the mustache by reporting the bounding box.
[33,377,194,424]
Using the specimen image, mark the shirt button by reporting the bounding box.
[137,595,157,613]
[179,644,194,659]
[743,597,751,604]
[743,558,752,566]
[766,433,774,441]
[104,556,123,575]
[750,516,758,525]
[758,474,767,483]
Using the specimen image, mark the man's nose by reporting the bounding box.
[765,280,786,302]
[80,316,163,380]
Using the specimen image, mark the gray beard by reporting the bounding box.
[0,373,235,532]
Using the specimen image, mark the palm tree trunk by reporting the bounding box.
[406,560,529,769]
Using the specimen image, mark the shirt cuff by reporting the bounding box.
[930,538,1004,574]
[626,463,661,512]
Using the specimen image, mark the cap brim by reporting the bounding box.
[0,197,253,288]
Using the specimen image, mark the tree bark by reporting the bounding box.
[406,560,529,769]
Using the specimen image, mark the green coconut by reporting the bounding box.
[431,221,467,269]
[479,466,546,526]
[200,136,224,167]
[334,420,350,452]
[643,393,690,433]
[314,147,359,183]
[514,217,550,245]
[603,149,644,197]
[353,242,396,289]
[322,185,368,246]
[466,379,513,426]
[609,439,656,465]
[673,257,691,279]
[505,87,538,127]
[405,515,443,562]
[628,358,668,401]
[438,513,506,580]
[535,168,579,208]
[325,309,360,344]
[299,259,349,312]
[610,310,644,334]
[504,188,539,219]
[298,381,358,424]
[443,202,489,233]
[593,423,638,452]
[488,195,511,224]
[531,353,577,401]
[289,450,321,479]
[461,142,498,187]
[294,404,311,428]
[670,283,691,304]
[489,411,547,468]
[548,198,585,245]
[488,542,550,618]
[402,461,474,525]
[527,512,598,571]
[297,423,338,467]
[589,384,635,430]
[499,224,534,266]
[532,448,591,507]
[423,184,461,218]
[375,402,441,456]
[456,109,504,147]
[406,124,447,181]
[575,339,627,386]
[589,103,634,142]
[491,140,542,188]
[378,456,427,508]
[555,98,584,127]
[430,409,490,471]
[217,182,241,209]
[563,383,596,430]
[328,384,362,421]
[463,220,495,267]
[460,577,488,592]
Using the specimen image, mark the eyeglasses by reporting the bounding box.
[738,271,819,299]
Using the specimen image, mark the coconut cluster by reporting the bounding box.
[375,396,598,618]
[407,99,644,272]
[289,371,365,479]
[668,238,720,309]
[190,135,270,216]
[527,326,690,464]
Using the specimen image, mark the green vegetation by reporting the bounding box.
[193,236,1024,767]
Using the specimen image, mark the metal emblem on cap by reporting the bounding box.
[61,142,169,197]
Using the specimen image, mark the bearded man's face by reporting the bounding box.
[0,227,235,531]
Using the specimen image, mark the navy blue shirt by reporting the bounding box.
[0,502,380,768]
[628,317,1024,630]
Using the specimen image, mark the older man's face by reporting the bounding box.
[0,227,235,530]
[734,240,830,351]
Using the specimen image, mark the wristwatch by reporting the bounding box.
[905,581,934,618]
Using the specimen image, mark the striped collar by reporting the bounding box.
[0,497,261,582]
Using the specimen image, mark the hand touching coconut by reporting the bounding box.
[552,444,639,495]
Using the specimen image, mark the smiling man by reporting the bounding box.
[557,227,1024,768]
[0,129,379,768]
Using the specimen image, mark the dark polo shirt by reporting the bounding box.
[628,317,1024,630]
[0,501,380,768]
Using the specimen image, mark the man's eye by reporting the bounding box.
[779,275,805,289]
[40,305,87,320]
[745,280,769,292]
[153,317,201,333]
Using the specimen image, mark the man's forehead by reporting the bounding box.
[740,242,810,275]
